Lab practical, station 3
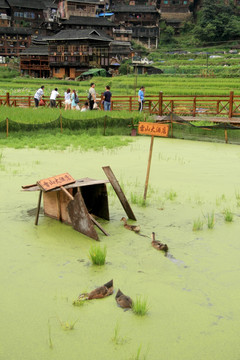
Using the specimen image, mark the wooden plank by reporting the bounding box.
[143,136,154,202]
[102,166,136,221]
[89,214,109,236]
[35,190,42,225]
[67,191,99,241]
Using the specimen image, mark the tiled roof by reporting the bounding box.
[45,28,112,42]
[21,45,49,55]
[63,16,114,27]
[0,27,32,35]
[0,0,9,9]
[112,5,157,13]
[6,0,45,9]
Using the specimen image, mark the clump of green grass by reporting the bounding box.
[131,192,147,207]
[59,319,78,331]
[165,190,177,201]
[235,190,240,207]
[129,345,149,360]
[48,320,53,349]
[111,322,127,345]
[89,244,107,266]
[72,298,87,307]
[132,296,149,316]
[207,212,215,229]
[216,194,226,206]
[224,209,233,222]
[192,218,204,231]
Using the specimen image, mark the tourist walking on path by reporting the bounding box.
[138,86,145,112]
[50,88,59,108]
[34,86,44,107]
[103,85,112,111]
[64,88,71,110]
[88,83,96,110]
[71,89,78,110]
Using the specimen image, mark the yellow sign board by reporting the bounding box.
[37,173,75,192]
[138,122,169,137]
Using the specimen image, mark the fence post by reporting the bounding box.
[129,96,132,112]
[60,112,63,133]
[28,96,31,107]
[158,92,163,116]
[171,100,174,113]
[193,96,196,117]
[6,92,10,106]
[6,117,8,137]
[229,91,234,118]
[101,93,104,110]
[104,115,107,136]
[216,100,220,114]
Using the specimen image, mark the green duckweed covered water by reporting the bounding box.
[1,137,240,360]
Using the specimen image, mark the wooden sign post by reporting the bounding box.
[138,122,169,202]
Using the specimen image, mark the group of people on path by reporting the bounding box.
[34,83,145,112]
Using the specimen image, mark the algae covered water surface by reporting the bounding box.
[1,137,240,360]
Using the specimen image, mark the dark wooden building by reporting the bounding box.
[159,0,193,30]
[56,0,101,19]
[6,0,46,33]
[0,27,32,61]
[0,0,10,26]
[111,4,160,48]
[20,44,50,77]
[61,15,114,37]
[47,28,112,79]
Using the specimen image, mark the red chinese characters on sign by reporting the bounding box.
[37,173,75,192]
[138,122,169,137]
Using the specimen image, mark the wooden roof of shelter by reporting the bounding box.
[22,177,109,192]
[0,0,9,8]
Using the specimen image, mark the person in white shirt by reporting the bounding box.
[88,82,96,110]
[81,102,89,112]
[34,86,44,107]
[64,88,71,110]
[50,88,59,108]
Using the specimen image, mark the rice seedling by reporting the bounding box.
[216,194,226,206]
[130,192,147,207]
[224,209,233,222]
[89,244,107,266]
[59,319,78,331]
[129,345,149,360]
[192,218,204,231]
[164,190,177,201]
[132,296,149,316]
[111,322,127,345]
[207,212,215,229]
[48,320,53,349]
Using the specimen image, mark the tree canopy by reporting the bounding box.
[194,0,240,42]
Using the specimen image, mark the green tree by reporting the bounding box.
[194,0,240,42]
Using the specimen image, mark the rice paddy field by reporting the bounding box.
[0,74,240,98]
[1,135,240,360]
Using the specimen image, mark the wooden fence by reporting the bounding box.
[1,91,240,118]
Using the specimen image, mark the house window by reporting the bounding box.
[183,0,188,4]
[55,68,60,74]
[163,0,168,3]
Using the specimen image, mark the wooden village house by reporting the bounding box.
[0,27,32,62]
[56,0,102,19]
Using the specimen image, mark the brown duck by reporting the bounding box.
[79,279,113,300]
[151,232,168,252]
[121,217,140,233]
[115,289,132,309]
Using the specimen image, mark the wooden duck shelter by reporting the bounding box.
[22,167,136,241]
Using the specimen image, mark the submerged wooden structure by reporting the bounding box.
[22,167,136,241]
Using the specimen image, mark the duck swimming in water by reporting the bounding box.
[121,217,140,233]
[115,289,132,309]
[79,279,113,300]
[151,232,168,252]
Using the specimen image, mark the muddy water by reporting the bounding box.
[1,138,240,360]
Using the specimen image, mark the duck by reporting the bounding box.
[79,279,113,300]
[121,217,140,233]
[115,289,132,309]
[151,232,168,252]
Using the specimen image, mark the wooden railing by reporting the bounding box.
[1,91,240,118]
